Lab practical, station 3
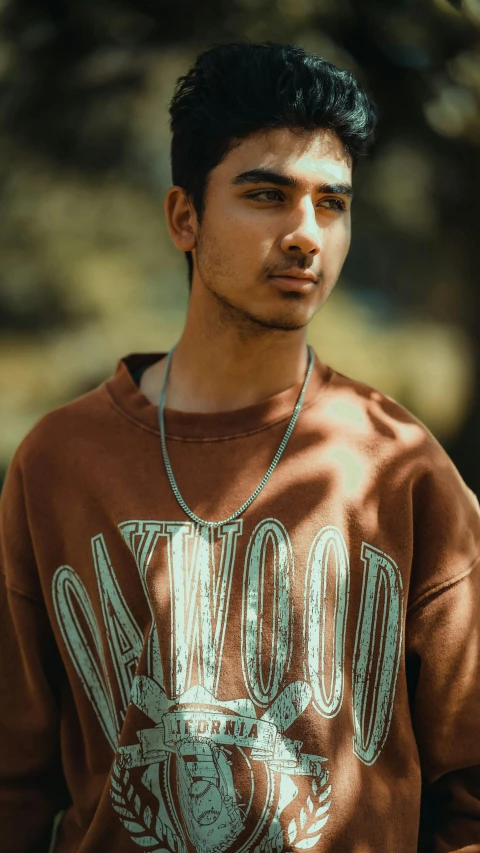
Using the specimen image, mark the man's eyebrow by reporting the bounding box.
[230,168,354,198]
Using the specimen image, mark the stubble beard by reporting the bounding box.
[208,284,313,335]
[198,261,324,336]
[194,231,326,336]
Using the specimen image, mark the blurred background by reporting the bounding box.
[0,0,479,492]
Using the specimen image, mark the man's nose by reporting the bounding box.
[280,200,323,256]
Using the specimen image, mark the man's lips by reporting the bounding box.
[271,270,318,283]
[268,274,318,291]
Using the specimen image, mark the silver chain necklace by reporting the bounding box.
[157,344,315,528]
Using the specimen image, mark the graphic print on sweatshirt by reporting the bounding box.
[52,518,404,853]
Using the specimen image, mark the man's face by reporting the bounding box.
[190,127,353,331]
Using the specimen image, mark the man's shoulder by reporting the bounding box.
[326,366,445,462]
[326,365,479,533]
[12,381,110,472]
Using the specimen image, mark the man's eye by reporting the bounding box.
[247,191,347,211]
[247,190,283,201]
[321,198,346,212]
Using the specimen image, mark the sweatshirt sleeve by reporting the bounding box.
[407,565,480,853]
[0,451,69,852]
[406,455,480,853]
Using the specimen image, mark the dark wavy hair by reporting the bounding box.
[169,41,378,287]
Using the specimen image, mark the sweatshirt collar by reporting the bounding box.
[104,350,333,441]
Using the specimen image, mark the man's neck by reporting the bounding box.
[139,311,310,413]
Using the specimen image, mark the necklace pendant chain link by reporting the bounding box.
[158,345,315,528]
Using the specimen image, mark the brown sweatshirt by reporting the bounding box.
[1,350,479,853]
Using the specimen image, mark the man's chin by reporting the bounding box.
[250,313,309,332]
[231,301,310,332]
[242,296,317,331]
[209,288,315,332]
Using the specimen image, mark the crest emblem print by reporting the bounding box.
[111,677,332,853]
[52,518,404,852]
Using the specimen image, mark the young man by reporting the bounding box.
[0,41,479,853]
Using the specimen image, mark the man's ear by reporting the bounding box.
[164,186,197,252]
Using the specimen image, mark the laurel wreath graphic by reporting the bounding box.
[111,757,330,853]
[110,758,184,853]
[286,776,332,851]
